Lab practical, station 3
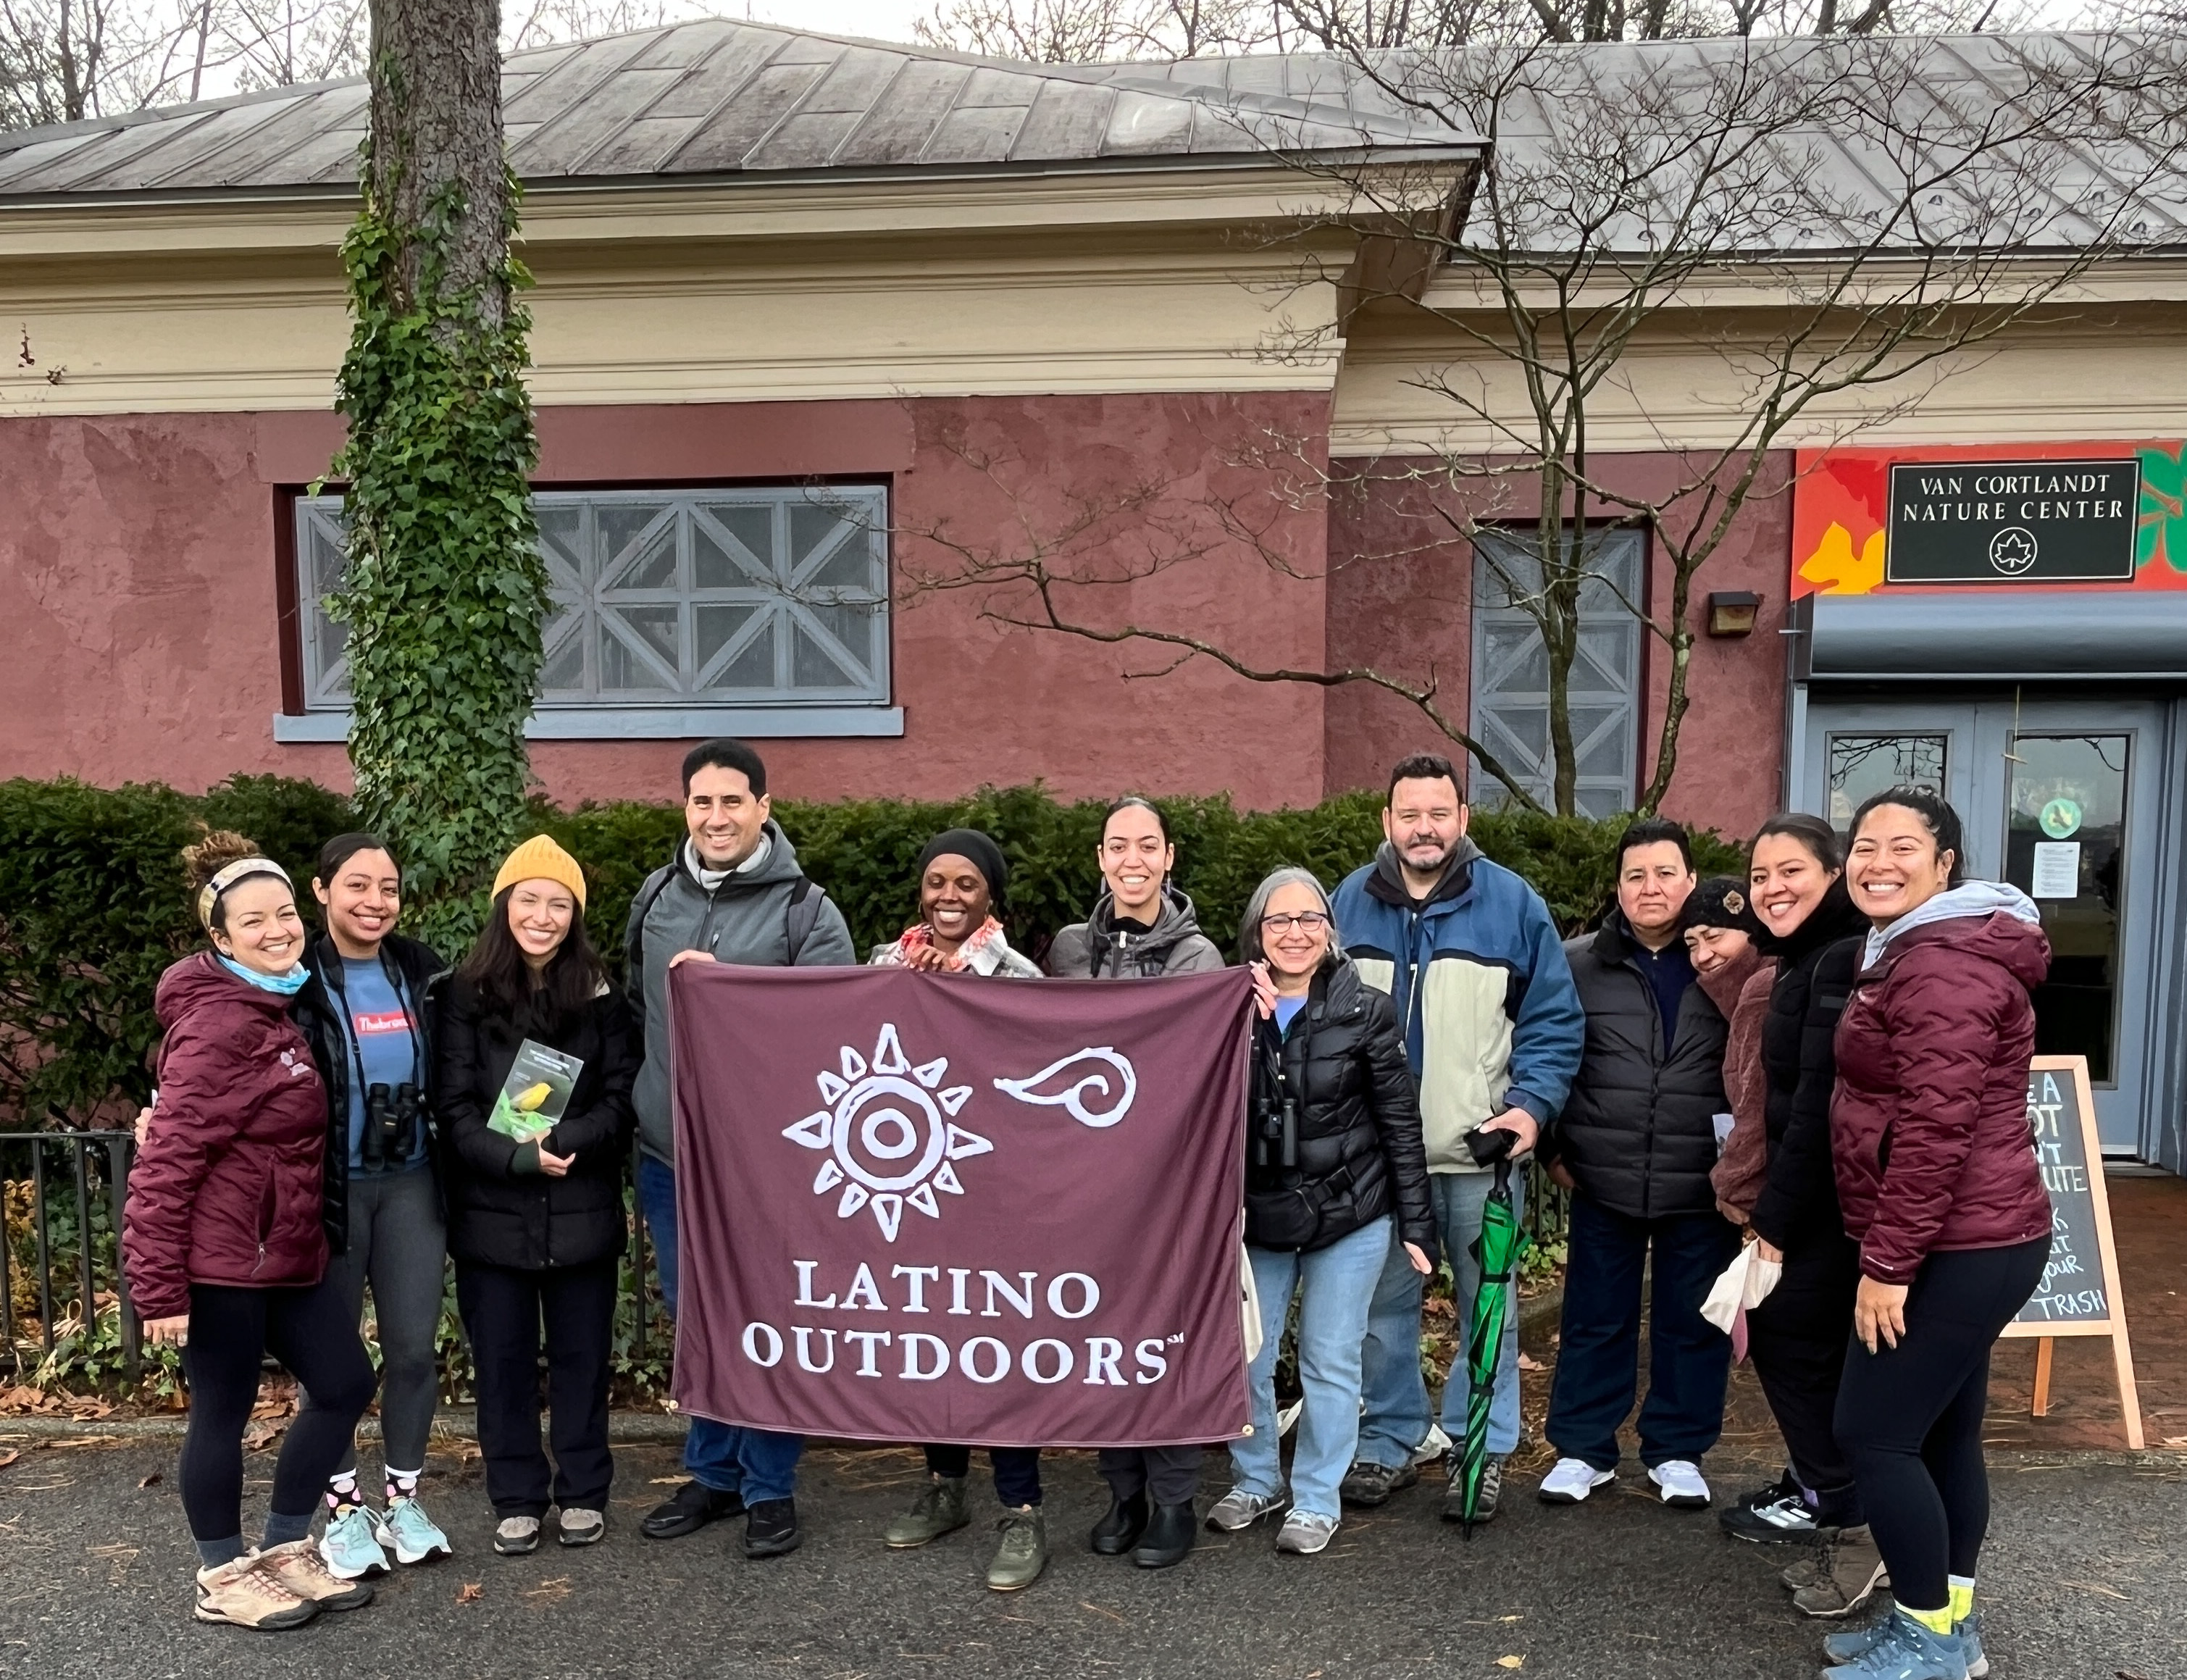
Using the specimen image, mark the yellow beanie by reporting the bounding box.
[492,835,587,912]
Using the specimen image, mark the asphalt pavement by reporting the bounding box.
[3,1433,2180,1680]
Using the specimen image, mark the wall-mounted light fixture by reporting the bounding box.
[1705,590,1761,638]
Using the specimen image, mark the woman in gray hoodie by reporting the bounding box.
[1046,797,1224,1569]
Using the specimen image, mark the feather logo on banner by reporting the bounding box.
[992,1048,1137,1129]
[781,1024,989,1243]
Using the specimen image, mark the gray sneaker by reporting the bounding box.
[493,1516,540,1557]
[1792,1525,1888,1619]
[883,1475,970,1549]
[1337,1460,1418,1507]
[1205,1487,1287,1532]
[1442,1453,1504,1523]
[1275,1509,1337,1555]
[985,1508,1047,1592]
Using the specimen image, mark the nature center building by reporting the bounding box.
[1,22,2183,1166]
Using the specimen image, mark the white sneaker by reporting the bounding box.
[1413,1423,1453,1466]
[1537,1458,1615,1504]
[1648,1459,1711,1509]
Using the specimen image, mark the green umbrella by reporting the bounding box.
[1455,1150,1528,1536]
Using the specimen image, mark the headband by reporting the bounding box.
[196,857,293,931]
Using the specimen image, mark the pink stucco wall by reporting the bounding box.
[2,393,1333,810]
[1322,452,1790,839]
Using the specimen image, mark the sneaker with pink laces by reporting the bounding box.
[193,1553,320,1630]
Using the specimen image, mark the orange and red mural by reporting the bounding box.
[1791,441,2187,597]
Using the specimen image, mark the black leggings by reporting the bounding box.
[179,1275,378,1544]
[1744,1228,1863,1523]
[1833,1239,2048,1613]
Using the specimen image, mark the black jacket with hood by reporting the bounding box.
[291,930,446,1255]
[1044,884,1224,978]
[1746,879,1869,1253]
[1247,961,1437,1254]
[1549,912,1729,1221]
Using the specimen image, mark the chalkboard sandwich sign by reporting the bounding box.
[1997,1055,2144,1449]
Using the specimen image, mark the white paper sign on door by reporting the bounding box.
[2031,841,2082,899]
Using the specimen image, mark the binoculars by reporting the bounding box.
[361,1080,422,1169]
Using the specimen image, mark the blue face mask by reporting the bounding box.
[219,954,311,997]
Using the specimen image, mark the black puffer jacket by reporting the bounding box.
[435,978,637,1271]
[293,931,446,1255]
[1551,913,1729,1221]
[1246,962,1436,1254]
[1747,880,1868,1253]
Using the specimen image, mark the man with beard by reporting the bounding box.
[1330,753,1584,1524]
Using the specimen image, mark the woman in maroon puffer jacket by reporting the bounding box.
[1825,788,2052,1680]
[122,832,379,1632]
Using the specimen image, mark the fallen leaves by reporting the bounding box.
[522,1576,572,1604]
[0,1449,17,1471]
[1497,1658,1526,1671]
[137,1471,162,1489]
[0,1385,114,1420]
[457,1581,484,1605]
[241,1421,285,1453]
[1516,1353,1544,1371]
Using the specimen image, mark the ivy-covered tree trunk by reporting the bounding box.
[330,0,543,952]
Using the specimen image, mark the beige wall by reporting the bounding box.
[1332,299,2187,456]
[0,174,1359,417]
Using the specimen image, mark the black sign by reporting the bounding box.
[2015,1065,2109,1326]
[1886,459,2138,584]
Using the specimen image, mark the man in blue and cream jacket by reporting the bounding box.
[1329,752,1584,1522]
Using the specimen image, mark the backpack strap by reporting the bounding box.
[785,875,827,964]
[624,864,679,1000]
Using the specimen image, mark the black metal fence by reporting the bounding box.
[1,1128,140,1381]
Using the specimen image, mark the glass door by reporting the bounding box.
[1802,695,2166,1153]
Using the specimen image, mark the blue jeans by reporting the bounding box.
[637,1155,804,1505]
[1545,1190,1741,1471]
[1231,1216,1391,1521]
[1358,1168,1526,1465]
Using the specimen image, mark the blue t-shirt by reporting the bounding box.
[339,958,425,1171]
[1274,995,1308,1035]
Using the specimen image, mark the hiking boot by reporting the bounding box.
[319,1503,391,1579]
[1442,1454,1504,1523]
[373,1495,453,1565]
[1090,1492,1148,1555]
[1337,1459,1417,1507]
[1132,1500,1197,1568]
[642,1479,744,1540]
[1795,1526,1889,1619]
[1537,1458,1615,1504]
[1647,1459,1711,1509]
[1783,1551,1831,1591]
[1826,1610,1986,1679]
[1274,1509,1337,1555]
[256,1539,375,1610]
[1205,1487,1287,1532]
[556,1507,605,1547]
[493,1516,540,1556]
[883,1475,971,1548]
[193,1552,320,1630]
[1820,1608,1968,1679]
[986,1507,1047,1591]
[744,1497,801,1559]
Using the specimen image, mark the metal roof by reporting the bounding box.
[0,18,1475,202]
[1084,33,2187,254]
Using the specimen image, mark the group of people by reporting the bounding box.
[119,738,2052,1680]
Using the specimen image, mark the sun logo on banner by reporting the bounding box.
[781,1024,992,1242]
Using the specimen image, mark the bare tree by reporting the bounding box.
[899,34,2187,816]
[917,0,1276,59]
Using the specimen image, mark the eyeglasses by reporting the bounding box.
[1260,911,1331,934]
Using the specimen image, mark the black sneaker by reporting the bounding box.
[1719,1488,1832,1546]
[643,1479,745,1540]
[1338,1460,1418,1508]
[743,1497,800,1559]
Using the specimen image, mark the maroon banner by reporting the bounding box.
[669,964,1253,1447]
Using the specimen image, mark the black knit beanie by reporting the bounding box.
[918,829,1009,904]
[1683,874,1763,937]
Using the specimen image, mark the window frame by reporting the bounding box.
[276,480,903,743]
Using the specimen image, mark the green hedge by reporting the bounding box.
[0,775,1741,1124]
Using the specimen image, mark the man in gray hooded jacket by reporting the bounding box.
[629,738,855,1560]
